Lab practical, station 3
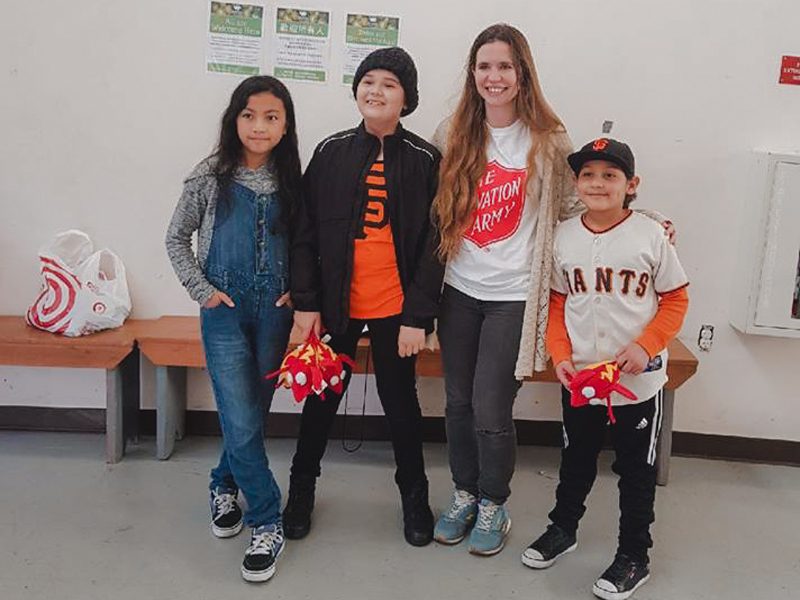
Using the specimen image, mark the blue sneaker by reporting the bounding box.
[468,498,511,556]
[434,489,478,544]
[241,523,285,583]
[210,488,243,538]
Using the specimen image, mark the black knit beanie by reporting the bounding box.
[351,47,419,117]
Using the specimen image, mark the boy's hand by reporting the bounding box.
[398,326,425,357]
[616,343,650,375]
[204,291,235,309]
[554,360,576,388]
[294,311,322,339]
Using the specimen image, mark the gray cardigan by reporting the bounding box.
[165,157,279,305]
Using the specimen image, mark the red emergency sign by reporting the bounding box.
[779,55,800,85]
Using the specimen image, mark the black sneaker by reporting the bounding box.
[400,481,434,547]
[241,523,285,583]
[282,475,316,540]
[521,523,577,569]
[592,554,650,600]
[209,488,243,538]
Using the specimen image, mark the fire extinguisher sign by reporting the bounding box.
[779,55,800,85]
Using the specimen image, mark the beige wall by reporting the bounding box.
[1,1,799,440]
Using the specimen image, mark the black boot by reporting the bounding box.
[283,474,316,540]
[400,480,434,547]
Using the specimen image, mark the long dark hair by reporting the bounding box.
[433,23,565,260]
[210,75,301,228]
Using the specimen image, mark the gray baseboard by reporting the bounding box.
[1,406,797,467]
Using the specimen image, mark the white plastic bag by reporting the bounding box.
[26,230,132,336]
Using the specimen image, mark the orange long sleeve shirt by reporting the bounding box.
[546,286,689,366]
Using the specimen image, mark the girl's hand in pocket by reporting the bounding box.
[275,292,293,308]
[204,291,235,309]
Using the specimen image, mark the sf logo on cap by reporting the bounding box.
[592,138,609,151]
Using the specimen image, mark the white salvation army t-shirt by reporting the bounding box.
[444,119,542,301]
[551,211,689,404]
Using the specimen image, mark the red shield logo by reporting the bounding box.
[463,161,527,248]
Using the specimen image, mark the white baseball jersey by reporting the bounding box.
[552,211,688,404]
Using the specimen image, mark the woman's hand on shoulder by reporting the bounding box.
[398,326,426,357]
[663,220,676,244]
[204,291,235,309]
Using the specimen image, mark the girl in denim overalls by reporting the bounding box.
[166,76,301,583]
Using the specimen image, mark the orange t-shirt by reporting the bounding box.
[349,161,404,319]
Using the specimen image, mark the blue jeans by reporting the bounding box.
[201,183,291,527]
[201,276,292,527]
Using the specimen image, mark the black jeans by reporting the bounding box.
[549,387,664,563]
[437,284,525,504]
[289,314,427,492]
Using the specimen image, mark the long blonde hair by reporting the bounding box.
[433,23,565,261]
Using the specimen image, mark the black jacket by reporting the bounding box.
[291,122,444,335]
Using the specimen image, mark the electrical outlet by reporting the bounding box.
[698,324,714,351]
[602,120,614,134]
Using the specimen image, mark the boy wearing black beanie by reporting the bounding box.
[284,47,444,547]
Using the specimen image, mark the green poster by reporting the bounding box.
[207,2,265,75]
[273,8,331,83]
[343,14,400,85]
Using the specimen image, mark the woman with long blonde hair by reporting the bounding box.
[430,23,669,557]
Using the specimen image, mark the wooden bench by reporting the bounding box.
[0,316,140,463]
[136,316,377,460]
[136,316,698,484]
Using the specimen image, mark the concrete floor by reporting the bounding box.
[0,431,798,600]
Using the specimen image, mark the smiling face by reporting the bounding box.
[236,91,287,168]
[575,160,640,216]
[473,41,519,111]
[355,69,405,129]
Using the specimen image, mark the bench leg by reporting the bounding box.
[106,350,140,464]
[655,389,675,486]
[156,365,187,460]
[106,366,124,463]
[175,369,187,442]
[122,350,140,445]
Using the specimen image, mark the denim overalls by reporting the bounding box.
[201,181,292,527]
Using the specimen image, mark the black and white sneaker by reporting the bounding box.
[521,523,577,569]
[241,523,285,583]
[592,554,650,600]
[210,488,243,538]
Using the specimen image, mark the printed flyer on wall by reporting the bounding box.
[272,7,331,83]
[342,13,400,85]
[207,2,265,75]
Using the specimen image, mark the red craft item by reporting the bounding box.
[568,361,637,424]
[266,331,356,403]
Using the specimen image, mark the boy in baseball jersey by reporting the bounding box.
[520,138,689,600]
